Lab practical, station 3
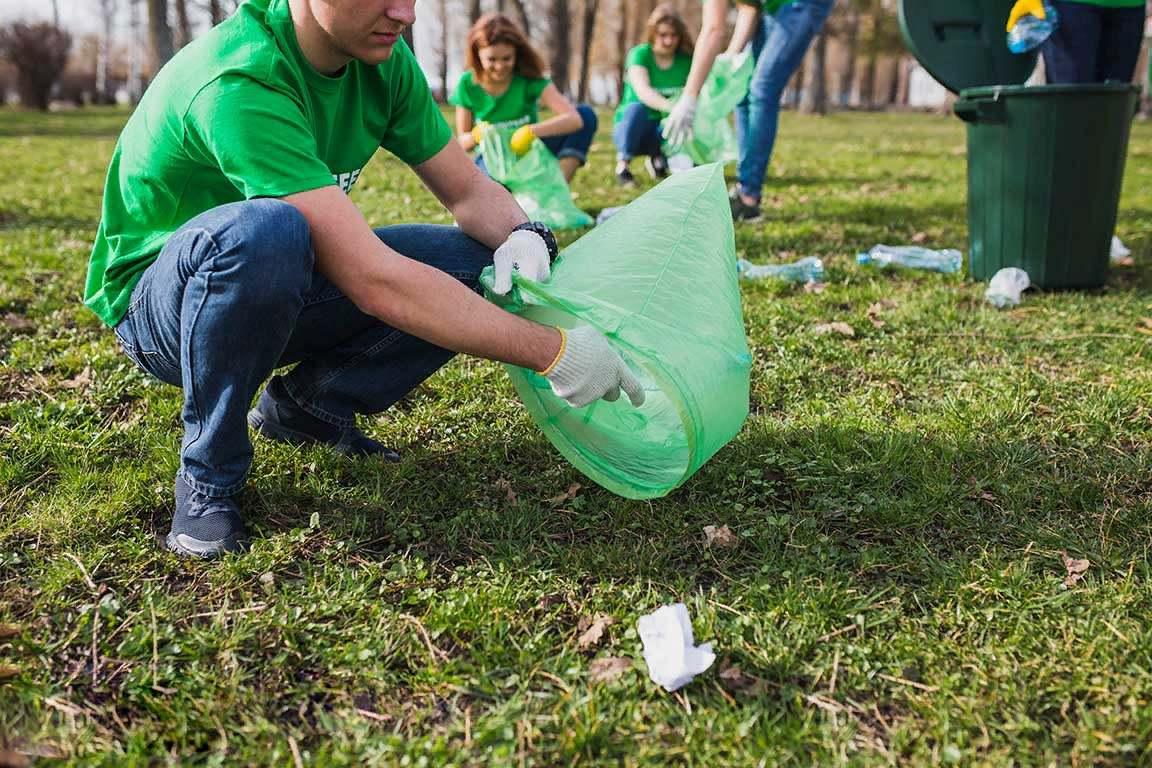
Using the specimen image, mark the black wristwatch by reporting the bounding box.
[512,221,558,264]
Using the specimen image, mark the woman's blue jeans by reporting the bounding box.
[734,0,834,202]
[113,199,493,497]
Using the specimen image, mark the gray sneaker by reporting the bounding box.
[167,476,249,558]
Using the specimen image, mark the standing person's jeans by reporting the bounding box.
[113,198,493,498]
[734,0,834,202]
[613,102,665,161]
[1041,2,1146,84]
[477,104,599,173]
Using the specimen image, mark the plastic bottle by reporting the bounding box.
[856,245,963,274]
[1007,3,1059,54]
[737,256,824,283]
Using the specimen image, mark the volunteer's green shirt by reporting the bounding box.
[614,44,692,124]
[448,71,551,129]
[84,0,451,328]
[735,0,788,15]
[1064,0,1143,5]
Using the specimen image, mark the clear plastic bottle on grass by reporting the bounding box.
[856,245,963,274]
[737,256,824,283]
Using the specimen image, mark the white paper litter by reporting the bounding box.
[1111,235,1131,262]
[636,603,715,692]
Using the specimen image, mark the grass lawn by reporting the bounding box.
[1,106,1151,766]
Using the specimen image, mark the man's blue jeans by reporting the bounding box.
[613,102,664,161]
[113,199,493,498]
[1041,2,1145,84]
[734,0,833,202]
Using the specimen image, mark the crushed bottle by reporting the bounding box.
[1007,3,1059,54]
[736,256,824,283]
[856,245,963,274]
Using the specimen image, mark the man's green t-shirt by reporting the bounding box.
[83,0,451,328]
[448,71,551,129]
[614,43,692,124]
[736,0,788,15]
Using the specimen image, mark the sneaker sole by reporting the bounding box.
[166,531,249,559]
[248,409,401,461]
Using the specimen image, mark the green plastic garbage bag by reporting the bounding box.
[480,163,751,499]
[664,53,754,166]
[480,127,593,230]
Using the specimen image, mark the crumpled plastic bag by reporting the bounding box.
[664,51,754,165]
[637,603,715,692]
[985,267,1030,308]
[480,126,593,230]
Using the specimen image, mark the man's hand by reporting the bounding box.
[541,326,646,408]
[492,229,550,295]
[1007,0,1045,29]
[662,94,698,148]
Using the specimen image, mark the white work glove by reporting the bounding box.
[662,94,698,148]
[542,326,646,409]
[492,229,551,295]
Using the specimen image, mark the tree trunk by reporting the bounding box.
[208,0,225,25]
[615,0,629,100]
[173,0,190,49]
[549,0,571,95]
[401,23,414,55]
[799,29,827,114]
[147,0,173,71]
[128,0,144,102]
[839,7,859,107]
[438,0,450,102]
[96,0,118,103]
[576,0,598,103]
[468,0,483,24]
[507,0,531,35]
[788,57,806,109]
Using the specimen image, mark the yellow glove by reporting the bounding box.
[510,125,537,156]
[1007,0,1045,31]
[470,121,489,145]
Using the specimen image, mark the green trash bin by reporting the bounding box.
[899,0,1140,289]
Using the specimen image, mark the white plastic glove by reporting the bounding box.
[662,94,698,148]
[541,326,646,409]
[491,229,551,295]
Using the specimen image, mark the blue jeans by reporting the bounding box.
[734,0,833,201]
[612,102,664,161]
[113,199,493,497]
[1041,2,1145,84]
[476,104,599,173]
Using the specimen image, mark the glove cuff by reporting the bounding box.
[512,221,559,263]
[538,328,567,375]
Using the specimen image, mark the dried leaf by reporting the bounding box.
[576,614,614,650]
[1,313,34,332]
[59,366,93,391]
[1061,551,1090,587]
[546,482,582,506]
[718,663,766,695]
[811,322,855,337]
[803,281,827,294]
[494,478,517,504]
[0,749,31,768]
[0,624,21,640]
[0,664,19,680]
[703,524,739,549]
[911,231,928,244]
[1140,318,1152,330]
[588,656,632,683]
[1113,255,1135,267]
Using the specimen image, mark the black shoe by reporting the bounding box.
[616,164,636,187]
[248,376,401,461]
[730,196,763,223]
[167,476,249,558]
[645,154,670,179]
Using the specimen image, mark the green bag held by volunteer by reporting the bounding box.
[480,164,751,499]
[665,53,755,165]
[480,126,593,230]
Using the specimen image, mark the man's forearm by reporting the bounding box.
[453,175,529,248]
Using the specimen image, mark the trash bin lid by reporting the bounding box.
[898,0,1039,94]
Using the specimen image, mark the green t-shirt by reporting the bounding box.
[736,0,788,15]
[614,44,692,124]
[448,71,551,129]
[84,0,451,328]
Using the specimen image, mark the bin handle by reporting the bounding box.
[954,92,1006,124]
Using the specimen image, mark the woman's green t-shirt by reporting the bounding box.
[449,71,551,129]
[615,43,692,124]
